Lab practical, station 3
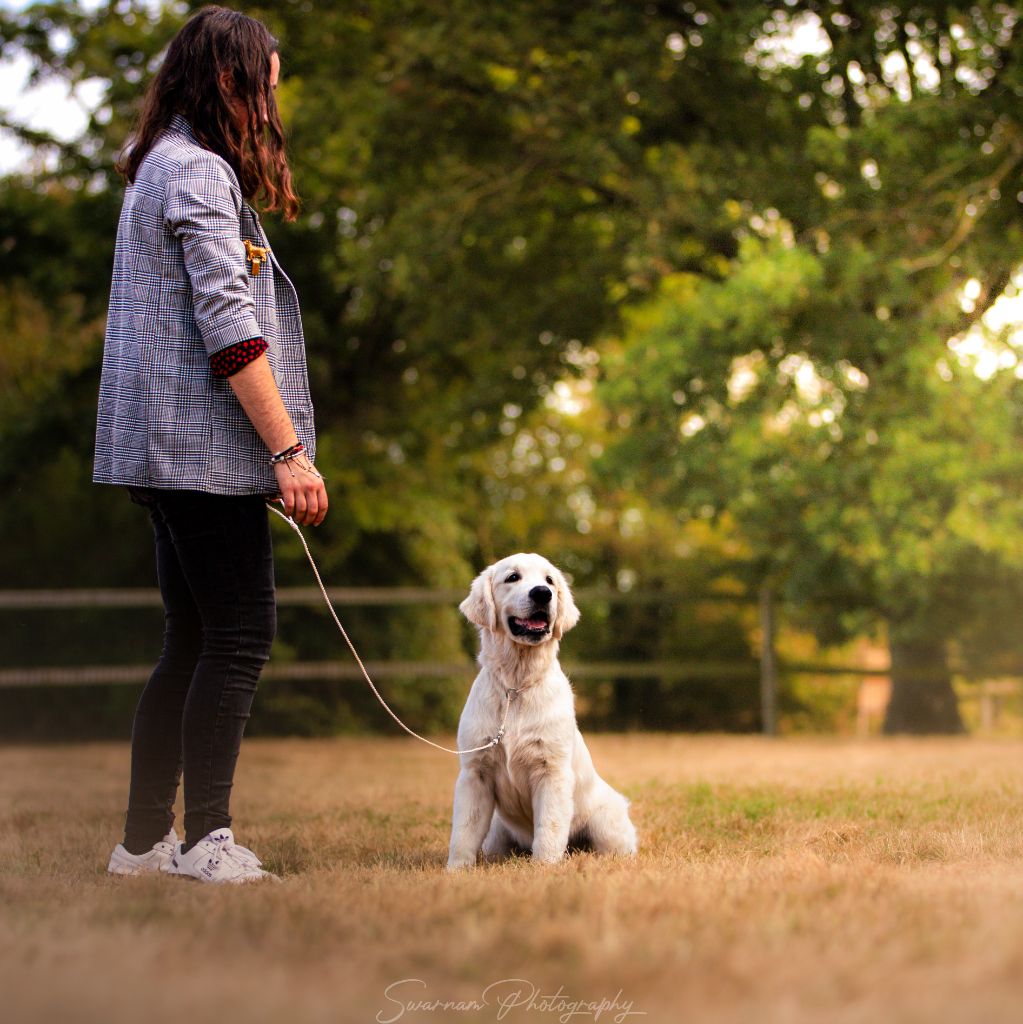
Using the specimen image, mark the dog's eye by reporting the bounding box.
[546,576,554,585]
[505,572,521,583]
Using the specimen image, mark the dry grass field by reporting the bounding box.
[2,734,1023,1024]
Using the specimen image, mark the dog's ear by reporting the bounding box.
[460,566,498,631]
[551,566,580,640]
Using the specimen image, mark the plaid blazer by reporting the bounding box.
[94,115,315,495]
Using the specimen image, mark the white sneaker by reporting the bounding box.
[167,827,277,884]
[107,829,178,875]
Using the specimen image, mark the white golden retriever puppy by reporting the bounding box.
[447,553,638,870]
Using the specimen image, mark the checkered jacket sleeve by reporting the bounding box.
[94,116,316,496]
[164,155,263,354]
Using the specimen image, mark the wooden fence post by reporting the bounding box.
[759,584,778,736]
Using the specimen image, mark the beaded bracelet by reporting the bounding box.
[269,442,304,465]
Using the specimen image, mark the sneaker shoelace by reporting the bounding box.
[228,841,263,869]
[208,837,259,878]
[206,835,246,876]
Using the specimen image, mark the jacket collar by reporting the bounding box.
[167,113,196,140]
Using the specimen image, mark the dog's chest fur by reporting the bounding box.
[464,673,576,828]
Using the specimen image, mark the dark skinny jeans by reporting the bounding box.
[122,489,276,854]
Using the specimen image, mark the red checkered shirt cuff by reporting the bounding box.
[210,336,268,378]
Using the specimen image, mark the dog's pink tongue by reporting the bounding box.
[523,617,547,629]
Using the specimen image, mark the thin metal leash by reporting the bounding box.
[266,502,515,755]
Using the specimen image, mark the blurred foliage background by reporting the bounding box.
[4,0,1023,738]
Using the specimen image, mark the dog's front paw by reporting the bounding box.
[446,856,475,872]
[532,844,568,865]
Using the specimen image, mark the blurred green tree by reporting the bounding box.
[601,2,1023,732]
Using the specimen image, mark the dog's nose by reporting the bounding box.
[529,585,553,605]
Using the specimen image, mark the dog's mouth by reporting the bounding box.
[508,610,550,639]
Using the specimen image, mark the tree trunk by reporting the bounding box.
[882,629,965,735]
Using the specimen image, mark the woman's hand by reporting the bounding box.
[225,355,327,525]
[273,454,328,526]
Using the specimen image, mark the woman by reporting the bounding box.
[95,6,327,883]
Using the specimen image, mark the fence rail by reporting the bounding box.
[0,585,901,731]
[5,588,1019,732]
[0,585,796,734]
[0,586,754,609]
[0,659,770,689]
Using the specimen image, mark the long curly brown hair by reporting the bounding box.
[117,5,300,220]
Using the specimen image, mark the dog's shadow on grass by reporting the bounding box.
[266,843,606,876]
[264,839,603,877]
[378,837,603,873]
